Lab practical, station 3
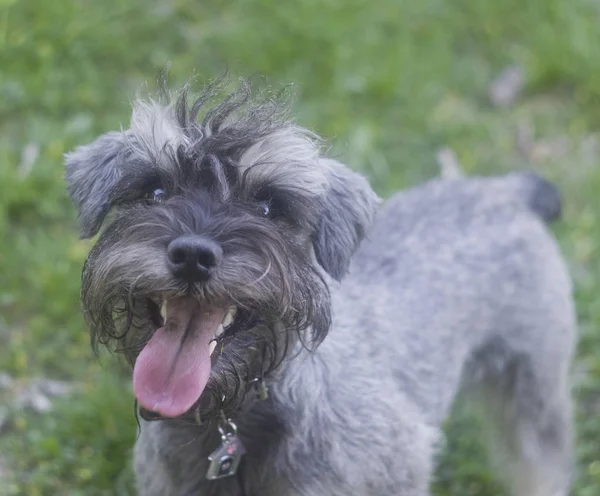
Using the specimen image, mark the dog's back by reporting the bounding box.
[313,172,576,495]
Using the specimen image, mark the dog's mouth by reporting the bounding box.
[132,296,249,419]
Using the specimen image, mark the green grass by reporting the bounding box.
[1,0,600,494]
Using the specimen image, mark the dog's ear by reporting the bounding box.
[312,159,380,281]
[65,132,130,238]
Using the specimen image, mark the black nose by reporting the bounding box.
[167,235,222,282]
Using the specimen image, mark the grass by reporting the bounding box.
[1,0,600,494]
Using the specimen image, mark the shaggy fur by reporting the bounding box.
[65,80,577,496]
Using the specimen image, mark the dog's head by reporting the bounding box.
[65,81,379,420]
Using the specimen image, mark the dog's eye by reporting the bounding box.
[146,188,166,203]
[258,201,271,217]
[253,186,282,219]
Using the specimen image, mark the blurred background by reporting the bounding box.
[1,0,599,494]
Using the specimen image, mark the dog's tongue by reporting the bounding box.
[133,297,226,418]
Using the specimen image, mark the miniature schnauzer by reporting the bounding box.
[65,81,577,496]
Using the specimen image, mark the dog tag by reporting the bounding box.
[206,420,246,480]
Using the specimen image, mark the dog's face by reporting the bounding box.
[65,83,379,420]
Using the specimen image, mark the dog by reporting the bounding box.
[65,80,577,496]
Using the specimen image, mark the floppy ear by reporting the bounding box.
[65,132,131,238]
[312,159,380,281]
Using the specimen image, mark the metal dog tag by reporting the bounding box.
[206,420,246,480]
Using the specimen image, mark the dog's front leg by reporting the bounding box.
[134,420,243,496]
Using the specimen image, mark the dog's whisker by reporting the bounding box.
[178,432,204,450]
[246,259,272,288]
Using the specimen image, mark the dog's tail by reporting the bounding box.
[435,148,561,222]
[506,172,562,223]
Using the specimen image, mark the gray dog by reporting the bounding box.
[65,81,577,496]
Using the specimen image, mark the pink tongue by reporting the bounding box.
[132,297,226,418]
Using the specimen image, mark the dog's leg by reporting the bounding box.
[134,423,178,496]
[266,367,440,496]
[469,342,575,496]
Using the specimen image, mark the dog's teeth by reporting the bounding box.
[215,324,225,338]
[160,300,167,324]
[222,307,237,328]
[222,314,233,328]
[209,340,217,356]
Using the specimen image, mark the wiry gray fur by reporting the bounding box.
[65,80,577,496]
